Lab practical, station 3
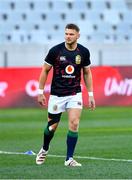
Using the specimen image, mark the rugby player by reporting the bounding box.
[36,23,95,167]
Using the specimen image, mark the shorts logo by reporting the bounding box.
[65,65,74,74]
[77,101,82,106]
[53,105,58,111]
[75,55,81,64]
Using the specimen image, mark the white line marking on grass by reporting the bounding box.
[0,150,36,155]
[0,150,132,163]
[48,154,132,163]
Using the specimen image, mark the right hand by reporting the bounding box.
[38,94,46,106]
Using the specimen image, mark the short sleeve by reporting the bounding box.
[82,48,91,67]
[44,48,55,66]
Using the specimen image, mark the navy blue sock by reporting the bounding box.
[66,130,78,161]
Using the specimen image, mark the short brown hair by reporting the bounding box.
[65,23,80,32]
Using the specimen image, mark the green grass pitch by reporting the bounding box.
[0,107,132,179]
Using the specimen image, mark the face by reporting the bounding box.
[65,28,80,45]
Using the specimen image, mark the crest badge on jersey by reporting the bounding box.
[75,55,81,64]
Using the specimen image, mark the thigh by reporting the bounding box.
[48,95,66,114]
[66,93,83,131]
[66,92,83,110]
[67,108,82,121]
[67,108,82,131]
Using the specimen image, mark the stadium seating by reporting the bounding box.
[0,0,132,44]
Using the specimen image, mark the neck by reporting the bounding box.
[65,42,77,51]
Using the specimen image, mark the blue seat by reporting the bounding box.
[14,1,32,11]
[85,11,104,23]
[52,0,69,11]
[110,0,127,11]
[103,10,120,24]
[65,11,82,23]
[91,0,106,11]
[29,30,48,43]
[72,1,89,10]
[46,11,63,22]
[77,21,93,34]
[0,0,12,12]
[117,22,131,32]
[0,30,27,44]
[122,11,132,23]
[33,0,50,11]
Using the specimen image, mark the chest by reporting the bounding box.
[57,50,83,66]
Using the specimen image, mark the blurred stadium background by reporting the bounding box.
[0,0,132,66]
[0,0,132,107]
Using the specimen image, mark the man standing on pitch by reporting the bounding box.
[36,23,95,167]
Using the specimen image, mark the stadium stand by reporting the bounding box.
[0,0,132,44]
[0,0,132,67]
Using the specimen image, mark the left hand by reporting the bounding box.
[89,96,96,110]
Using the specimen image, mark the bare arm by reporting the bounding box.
[83,66,95,110]
[38,63,52,106]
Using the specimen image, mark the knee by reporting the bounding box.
[47,112,62,131]
[48,122,58,131]
[70,118,80,131]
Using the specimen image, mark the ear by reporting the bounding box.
[77,33,80,39]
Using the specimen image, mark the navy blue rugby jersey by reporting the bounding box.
[44,42,91,96]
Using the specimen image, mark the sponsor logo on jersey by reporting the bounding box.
[60,56,66,61]
[65,65,74,74]
[75,55,81,64]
